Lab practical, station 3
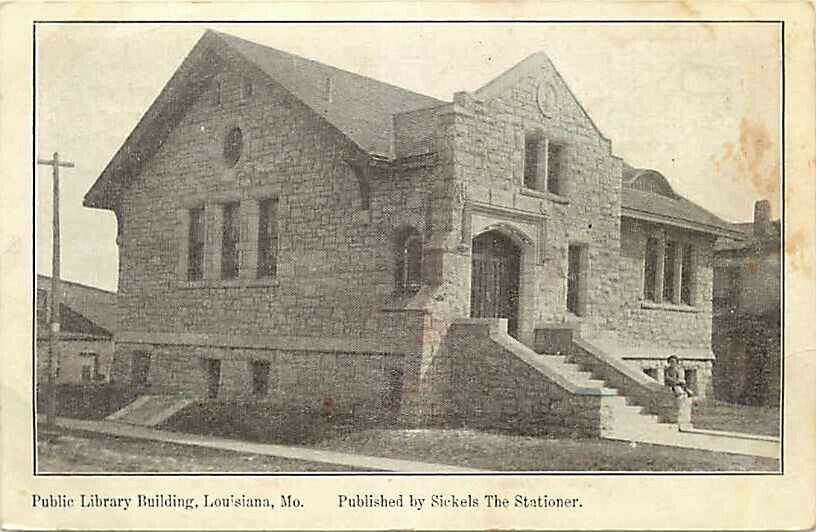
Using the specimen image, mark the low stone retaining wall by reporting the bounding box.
[424,319,617,437]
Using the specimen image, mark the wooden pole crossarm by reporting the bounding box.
[37,158,75,168]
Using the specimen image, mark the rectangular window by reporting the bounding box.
[685,368,698,395]
[243,78,253,98]
[523,136,539,190]
[132,352,151,386]
[221,202,240,280]
[663,240,677,302]
[251,360,270,396]
[566,244,588,315]
[258,198,278,278]
[644,237,660,302]
[80,352,98,382]
[204,358,221,400]
[546,142,563,194]
[681,244,693,304]
[188,206,205,281]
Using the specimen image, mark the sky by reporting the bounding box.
[35,22,782,292]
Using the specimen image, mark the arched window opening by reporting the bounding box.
[395,229,423,295]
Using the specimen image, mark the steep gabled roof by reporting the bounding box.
[37,274,118,333]
[36,302,113,340]
[621,164,743,238]
[474,51,608,141]
[213,31,443,156]
[84,30,444,210]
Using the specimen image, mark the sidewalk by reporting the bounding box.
[46,417,481,473]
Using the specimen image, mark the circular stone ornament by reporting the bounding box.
[536,81,557,118]
[223,126,243,167]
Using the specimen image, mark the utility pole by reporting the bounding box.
[37,152,74,430]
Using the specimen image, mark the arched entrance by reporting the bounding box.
[470,230,521,338]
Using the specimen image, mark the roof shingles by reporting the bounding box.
[210,31,445,157]
[621,165,740,237]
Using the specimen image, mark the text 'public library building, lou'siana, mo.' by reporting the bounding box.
[83,30,745,436]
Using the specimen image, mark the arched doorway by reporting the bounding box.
[470,230,521,338]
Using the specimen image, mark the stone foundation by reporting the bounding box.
[112,343,405,421]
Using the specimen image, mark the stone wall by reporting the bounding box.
[36,338,114,384]
[111,46,724,415]
[425,320,611,437]
[116,59,449,347]
[417,58,624,348]
[112,342,404,420]
[614,218,716,350]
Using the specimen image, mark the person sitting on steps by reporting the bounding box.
[665,355,695,399]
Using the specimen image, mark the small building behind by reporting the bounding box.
[712,200,781,406]
[36,275,118,384]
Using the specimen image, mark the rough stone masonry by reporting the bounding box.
[84,30,743,433]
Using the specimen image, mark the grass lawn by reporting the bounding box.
[692,401,780,436]
[37,427,362,473]
[312,428,779,472]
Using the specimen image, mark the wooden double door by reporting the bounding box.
[470,231,521,338]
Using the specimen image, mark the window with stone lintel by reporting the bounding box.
[395,228,422,295]
[643,234,697,306]
[257,198,278,279]
[523,132,564,196]
[567,243,589,316]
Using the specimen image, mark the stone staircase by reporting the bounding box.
[538,352,679,435]
[106,394,194,427]
[536,341,780,459]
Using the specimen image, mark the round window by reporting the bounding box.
[223,127,243,167]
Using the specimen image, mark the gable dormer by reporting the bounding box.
[475,51,609,146]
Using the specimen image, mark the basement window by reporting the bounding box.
[251,360,270,396]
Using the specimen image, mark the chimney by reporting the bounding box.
[753,199,771,237]
[325,76,333,104]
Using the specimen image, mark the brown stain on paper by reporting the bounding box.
[713,118,814,277]
[784,228,815,279]
[713,117,780,211]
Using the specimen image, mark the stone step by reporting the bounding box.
[106,395,194,427]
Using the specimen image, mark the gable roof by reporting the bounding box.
[37,275,118,334]
[621,164,743,238]
[213,31,444,156]
[84,30,444,210]
[474,51,608,141]
[36,302,113,340]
